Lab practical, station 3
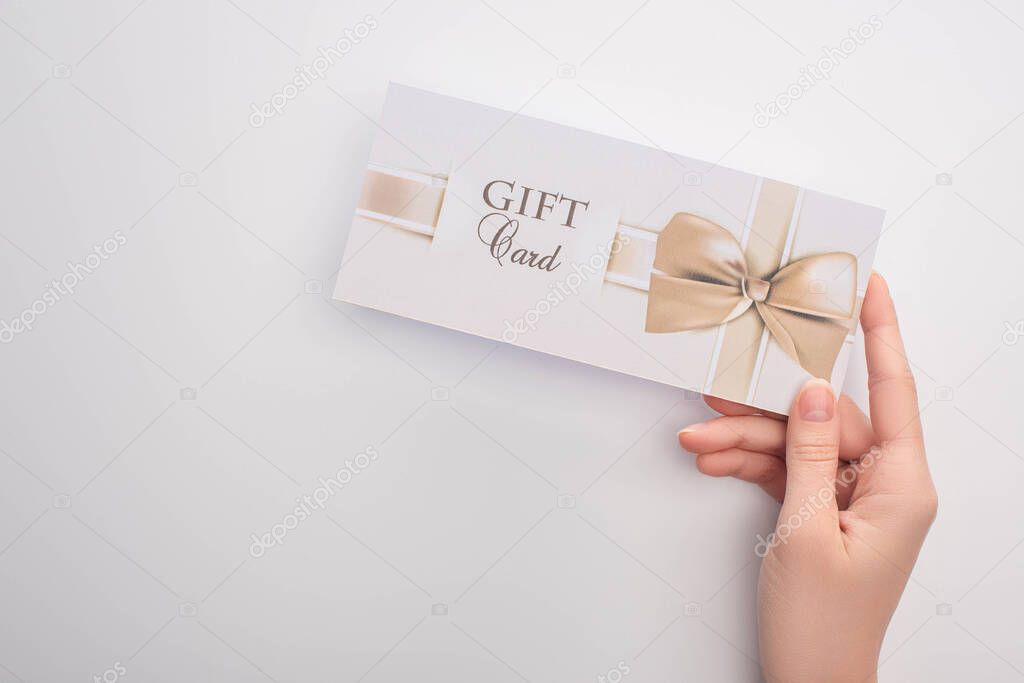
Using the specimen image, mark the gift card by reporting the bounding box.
[334,84,884,415]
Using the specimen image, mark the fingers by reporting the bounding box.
[703,395,786,420]
[781,378,841,532]
[680,416,787,456]
[835,395,877,459]
[850,273,936,530]
[835,463,859,510]
[861,273,924,447]
[683,443,860,509]
[694,449,787,502]
[681,395,875,461]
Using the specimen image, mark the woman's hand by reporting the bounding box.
[678,273,937,683]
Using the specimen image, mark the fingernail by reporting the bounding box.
[678,422,707,435]
[871,271,890,294]
[799,379,835,422]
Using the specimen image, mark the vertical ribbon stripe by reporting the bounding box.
[606,227,658,291]
[709,180,800,399]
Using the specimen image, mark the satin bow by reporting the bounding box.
[644,213,857,379]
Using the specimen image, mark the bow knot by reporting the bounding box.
[644,213,858,380]
[741,277,770,303]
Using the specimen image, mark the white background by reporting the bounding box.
[1,0,1022,681]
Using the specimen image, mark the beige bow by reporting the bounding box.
[645,213,857,380]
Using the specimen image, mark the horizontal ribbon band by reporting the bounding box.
[354,164,859,399]
[357,164,447,236]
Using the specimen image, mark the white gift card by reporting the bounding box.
[334,84,885,415]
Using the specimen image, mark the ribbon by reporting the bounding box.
[352,165,859,403]
[644,212,857,381]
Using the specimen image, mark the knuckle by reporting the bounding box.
[882,434,925,450]
[917,488,939,524]
[868,370,918,395]
[788,438,838,462]
[864,321,903,348]
[899,485,938,526]
[694,454,718,475]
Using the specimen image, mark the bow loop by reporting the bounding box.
[644,213,857,379]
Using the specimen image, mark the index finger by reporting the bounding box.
[861,272,924,447]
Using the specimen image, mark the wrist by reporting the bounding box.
[763,672,877,683]
[761,657,878,683]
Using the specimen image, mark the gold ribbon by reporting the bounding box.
[644,212,857,381]
[354,166,859,402]
[357,168,447,236]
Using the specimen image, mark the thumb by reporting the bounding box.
[781,378,841,533]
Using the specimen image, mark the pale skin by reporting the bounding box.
[678,273,937,683]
